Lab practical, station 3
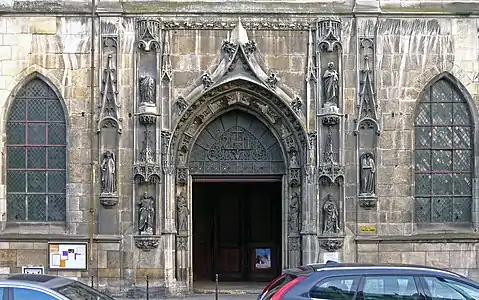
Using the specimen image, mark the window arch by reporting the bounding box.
[6,78,67,222]
[414,77,474,224]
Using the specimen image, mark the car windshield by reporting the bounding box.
[52,280,114,300]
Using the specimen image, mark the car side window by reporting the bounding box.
[362,276,421,300]
[422,276,479,300]
[309,275,360,300]
[13,288,57,300]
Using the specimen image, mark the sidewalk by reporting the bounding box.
[114,294,257,300]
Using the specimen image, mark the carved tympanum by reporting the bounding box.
[360,152,376,196]
[100,150,116,194]
[322,194,340,235]
[208,126,267,161]
[138,191,155,235]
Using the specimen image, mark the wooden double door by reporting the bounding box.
[193,181,282,282]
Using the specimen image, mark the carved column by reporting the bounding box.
[132,19,162,250]
[301,29,320,265]
[315,17,345,259]
[97,18,122,235]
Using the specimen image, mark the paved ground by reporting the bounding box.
[114,294,257,300]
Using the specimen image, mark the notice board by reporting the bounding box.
[48,242,88,271]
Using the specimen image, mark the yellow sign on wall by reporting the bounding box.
[359,225,377,233]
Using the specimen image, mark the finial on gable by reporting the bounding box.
[229,17,249,45]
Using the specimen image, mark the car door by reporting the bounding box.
[309,275,361,300]
[0,286,6,300]
[358,275,425,300]
[418,275,479,300]
[10,287,61,300]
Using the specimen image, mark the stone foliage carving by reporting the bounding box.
[266,73,279,88]
[174,96,188,116]
[319,239,343,252]
[360,152,376,196]
[139,75,156,104]
[288,192,300,235]
[323,62,339,105]
[177,192,189,232]
[322,194,340,235]
[201,73,213,89]
[177,236,188,251]
[288,237,301,251]
[163,20,312,31]
[134,236,160,250]
[137,191,155,235]
[100,151,116,195]
[291,97,303,114]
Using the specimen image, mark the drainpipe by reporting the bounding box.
[89,0,97,267]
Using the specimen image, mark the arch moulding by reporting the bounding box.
[163,20,311,290]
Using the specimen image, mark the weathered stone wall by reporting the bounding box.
[358,238,479,280]
[0,0,477,296]
[0,238,121,294]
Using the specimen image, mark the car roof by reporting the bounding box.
[2,274,76,289]
[288,262,464,278]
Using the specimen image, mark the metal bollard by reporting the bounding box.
[215,273,219,300]
[146,275,149,300]
[91,275,94,288]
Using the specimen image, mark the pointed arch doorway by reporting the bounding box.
[171,80,307,289]
[191,110,284,282]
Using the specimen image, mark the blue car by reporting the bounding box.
[0,274,114,300]
[258,261,479,300]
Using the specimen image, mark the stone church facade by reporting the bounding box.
[0,0,478,296]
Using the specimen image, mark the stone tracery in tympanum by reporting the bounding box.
[189,110,285,175]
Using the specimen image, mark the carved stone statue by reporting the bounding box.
[137,191,155,235]
[322,194,339,235]
[139,75,155,104]
[289,152,298,168]
[288,193,300,234]
[177,192,189,232]
[100,151,116,194]
[360,152,376,195]
[323,62,339,104]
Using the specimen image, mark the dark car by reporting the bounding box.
[0,274,115,300]
[259,261,479,300]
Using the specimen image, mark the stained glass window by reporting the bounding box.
[414,78,474,224]
[6,78,67,222]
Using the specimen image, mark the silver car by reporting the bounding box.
[0,274,115,300]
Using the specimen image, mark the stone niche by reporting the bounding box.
[132,18,163,250]
[354,32,380,210]
[97,17,122,235]
[315,17,345,256]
